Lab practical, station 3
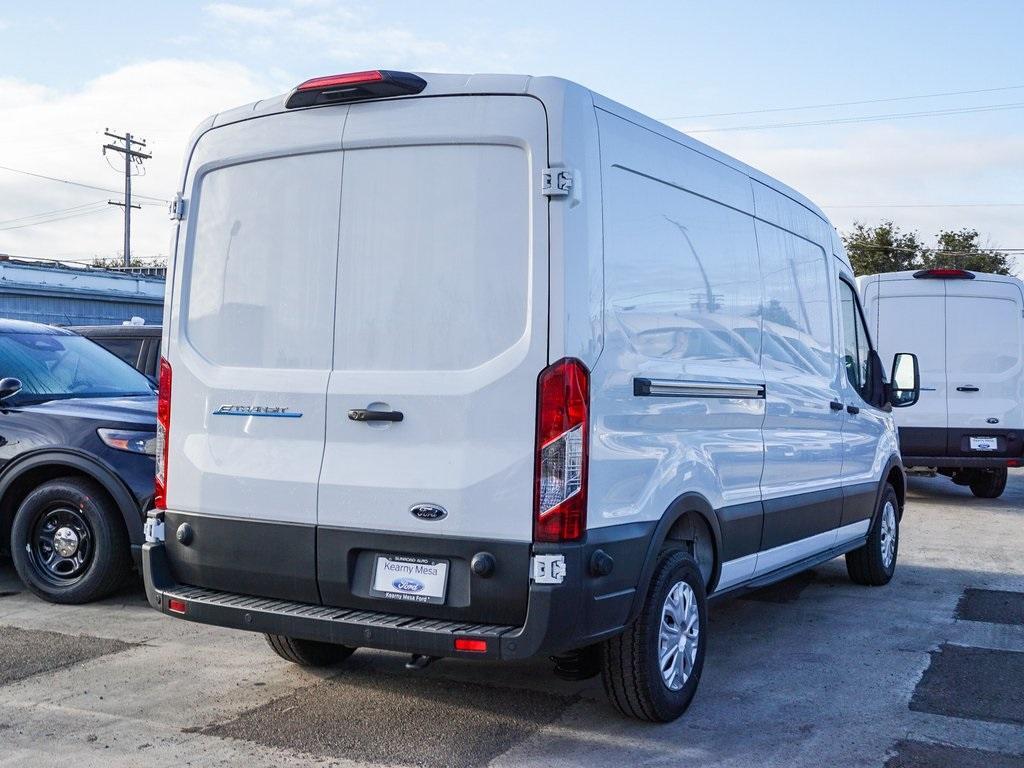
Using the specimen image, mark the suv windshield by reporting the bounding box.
[0,332,154,405]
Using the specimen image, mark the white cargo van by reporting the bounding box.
[144,70,920,722]
[860,269,1024,498]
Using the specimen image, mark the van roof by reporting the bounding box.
[860,270,1024,286]
[193,72,842,257]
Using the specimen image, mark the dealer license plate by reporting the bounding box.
[372,555,449,605]
[969,436,998,451]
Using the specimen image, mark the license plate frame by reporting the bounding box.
[969,436,998,452]
[371,554,449,605]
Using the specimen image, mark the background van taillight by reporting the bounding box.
[534,358,589,542]
[154,357,171,510]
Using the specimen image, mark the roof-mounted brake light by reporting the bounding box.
[285,70,426,109]
[913,268,975,280]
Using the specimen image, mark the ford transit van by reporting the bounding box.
[860,269,1023,498]
[143,71,920,721]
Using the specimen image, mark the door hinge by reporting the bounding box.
[531,554,566,584]
[541,168,575,197]
[169,193,187,221]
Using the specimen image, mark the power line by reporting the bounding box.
[823,202,1024,209]
[661,84,1024,121]
[845,243,1024,255]
[682,101,1024,133]
[0,200,109,227]
[0,206,113,232]
[0,163,167,203]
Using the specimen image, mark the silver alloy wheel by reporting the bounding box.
[880,500,897,569]
[659,580,700,691]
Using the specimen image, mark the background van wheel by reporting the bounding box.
[600,550,707,722]
[969,468,1007,499]
[846,484,899,586]
[10,477,130,604]
[265,634,356,667]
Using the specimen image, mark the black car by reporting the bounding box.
[0,319,156,604]
[70,324,162,379]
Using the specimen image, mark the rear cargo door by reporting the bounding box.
[164,110,347,602]
[945,279,1024,449]
[316,96,549,606]
[862,276,948,452]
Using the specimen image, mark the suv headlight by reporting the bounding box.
[97,428,157,456]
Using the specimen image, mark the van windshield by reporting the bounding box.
[0,333,154,405]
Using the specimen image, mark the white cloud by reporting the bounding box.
[700,125,1024,272]
[0,60,270,263]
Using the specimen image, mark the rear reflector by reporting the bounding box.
[454,638,488,653]
[1008,459,1020,468]
[167,598,187,615]
[285,70,426,109]
[913,268,975,279]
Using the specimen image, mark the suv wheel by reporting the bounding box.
[968,468,1007,499]
[846,483,899,586]
[265,634,356,667]
[10,477,130,604]
[600,550,707,722]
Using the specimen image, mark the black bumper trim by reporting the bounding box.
[144,540,566,661]
[903,456,1020,469]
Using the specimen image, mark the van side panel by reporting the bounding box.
[591,110,765,590]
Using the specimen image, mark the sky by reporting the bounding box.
[0,0,1021,271]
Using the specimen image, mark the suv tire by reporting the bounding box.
[969,468,1007,499]
[600,550,707,722]
[10,477,131,604]
[846,483,899,586]
[265,634,356,667]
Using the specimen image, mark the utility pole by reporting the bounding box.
[103,130,151,267]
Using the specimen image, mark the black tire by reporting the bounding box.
[264,634,356,667]
[846,483,899,586]
[969,468,1007,499]
[10,477,131,604]
[600,550,707,722]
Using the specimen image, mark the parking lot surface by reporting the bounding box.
[1,472,1023,767]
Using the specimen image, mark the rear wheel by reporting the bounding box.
[968,468,1007,499]
[600,550,707,722]
[846,484,899,586]
[10,477,130,604]
[264,634,356,667]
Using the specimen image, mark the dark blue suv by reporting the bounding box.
[0,319,156,603]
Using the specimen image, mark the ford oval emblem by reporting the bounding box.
[410,503,447,521]
[392,578,425,593]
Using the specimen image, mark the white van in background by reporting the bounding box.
[860,269,1024,498]
[143,70,920,722]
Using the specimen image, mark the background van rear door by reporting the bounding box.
[945,278,1024,449]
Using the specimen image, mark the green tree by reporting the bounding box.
[922,227,1013,275]
[842,221,1016,276]
[842,221,924,275]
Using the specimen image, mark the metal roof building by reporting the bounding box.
[0,257,165,327]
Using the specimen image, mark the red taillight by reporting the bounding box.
[1008,459,1020,468]
[534,358,589,543]
[454,638,488,653]
[285,70,427,109]
[913,268,975,280]
[154,357,171,510]
[167,598,186,615]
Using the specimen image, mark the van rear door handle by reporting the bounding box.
[348,409,404,422]
[956,385,980,392]
[829,401,844,412]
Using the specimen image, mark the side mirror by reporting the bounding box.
[0,377,22,401]
[889,353,920,408]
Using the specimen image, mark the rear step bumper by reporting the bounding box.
[903,456,1021,469]
[143,540,572,661]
